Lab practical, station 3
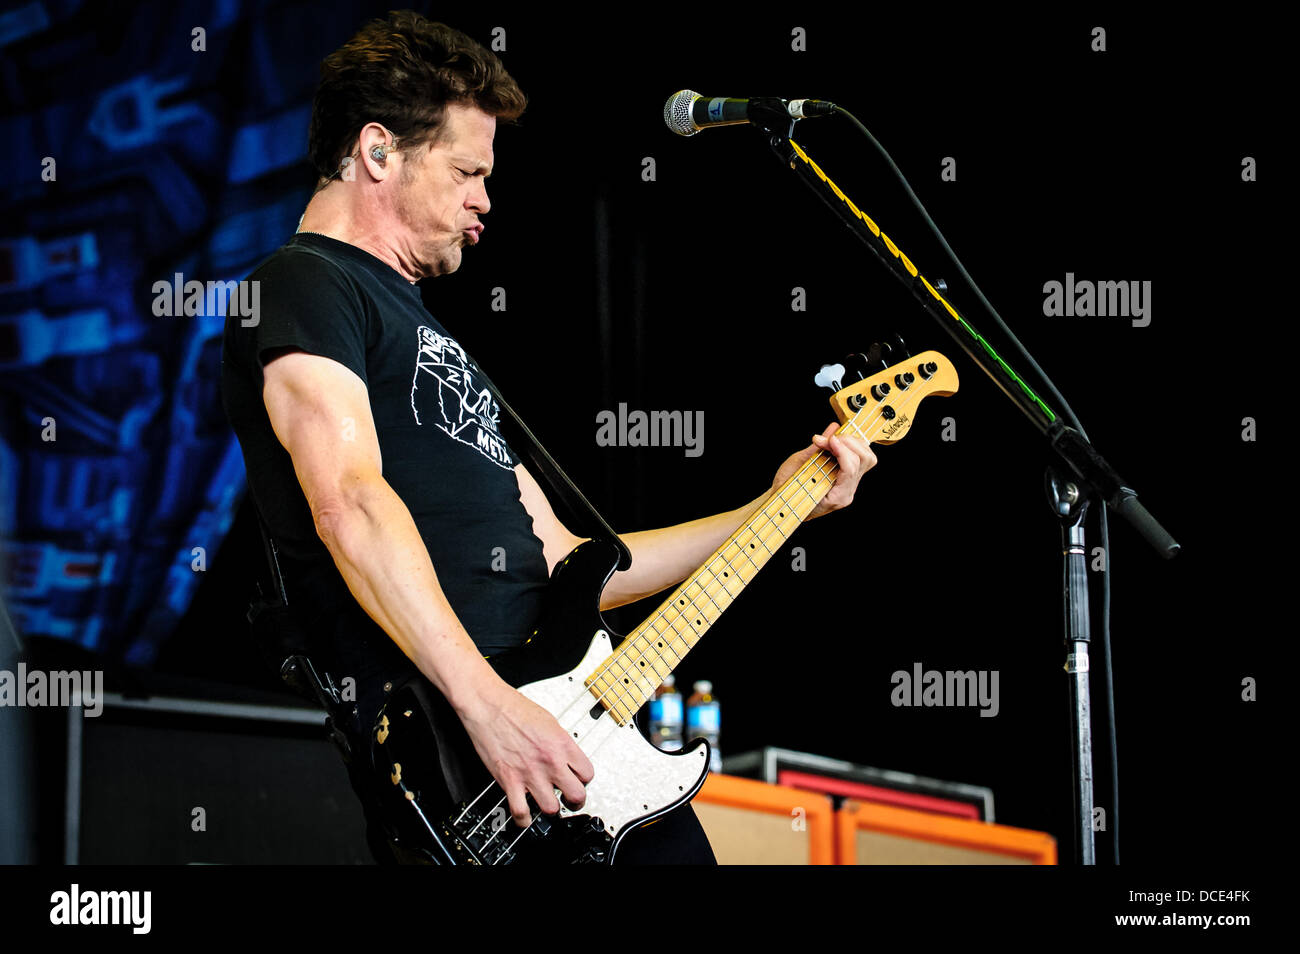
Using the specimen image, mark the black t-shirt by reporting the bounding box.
[221,231,549,731]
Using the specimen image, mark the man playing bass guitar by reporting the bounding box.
[221,11,876,864]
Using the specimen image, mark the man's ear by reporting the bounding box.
[357,122,397,181]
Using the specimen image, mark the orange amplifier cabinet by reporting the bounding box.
[692,774,835,864]
[835,799,1057,865]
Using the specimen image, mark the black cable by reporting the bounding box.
[832,105,1119,864]
[1099,505,1118,863]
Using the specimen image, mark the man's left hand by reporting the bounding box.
[770,422,878,520]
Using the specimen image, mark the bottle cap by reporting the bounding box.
[661,675,675,688]
[694,680,712,693]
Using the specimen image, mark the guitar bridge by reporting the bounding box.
[444,805,521,866]
[444,801,613,865]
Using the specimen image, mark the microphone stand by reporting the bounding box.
[1047,467,1096,865]
[739,100,1179,864]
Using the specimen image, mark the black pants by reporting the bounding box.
[344,732,716,865]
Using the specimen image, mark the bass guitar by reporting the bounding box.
[368,349,958,863]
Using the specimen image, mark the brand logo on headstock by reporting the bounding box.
[881,413,910,438]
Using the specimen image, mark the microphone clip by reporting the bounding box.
[743,97,798,141]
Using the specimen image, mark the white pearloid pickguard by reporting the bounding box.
[516,631,709,855]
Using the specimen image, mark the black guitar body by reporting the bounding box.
[366,539,711,865]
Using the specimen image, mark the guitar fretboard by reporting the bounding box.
[585,420,865,725]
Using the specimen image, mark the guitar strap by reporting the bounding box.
[471,362,632,572]
[246,498,352,758]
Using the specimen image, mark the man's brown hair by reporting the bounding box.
[308,11,526,181]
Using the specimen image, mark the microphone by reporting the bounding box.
[663,89,836,137]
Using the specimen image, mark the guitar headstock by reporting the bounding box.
[827,349,958,445]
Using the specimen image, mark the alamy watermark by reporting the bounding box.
[891,662,999,717]
[595,404,704,458]
[50,884,150,934]
[0,665,103,717]
[1043,273,1150,327]
[152,272,260,326]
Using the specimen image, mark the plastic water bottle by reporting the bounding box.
[647,675,684,752]
[686,680,722,773]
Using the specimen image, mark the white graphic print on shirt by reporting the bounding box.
[410,325,513,470]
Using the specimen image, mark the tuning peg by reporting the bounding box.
[842,353,873,382]
[814,362,845,393]
[888,332,911,360]
[860,342,887,375]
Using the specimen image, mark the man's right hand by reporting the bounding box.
[455,678,595,829]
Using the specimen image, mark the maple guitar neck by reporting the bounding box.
[585,349,959,725]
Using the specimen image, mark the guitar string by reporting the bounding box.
[585,380,929,719]
[590,466,830,716]
[456,425,852,845]
[469,400,899,858]
[459,438,853,854]
[467,380,934,859]
[489,442,852,859]
[494,385,932,858]
[458,377,936,858]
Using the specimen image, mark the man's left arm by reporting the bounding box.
[516,422,877,611]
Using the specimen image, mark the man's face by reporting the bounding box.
[392,103,495,279]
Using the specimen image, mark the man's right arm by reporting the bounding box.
[260,350,592,826]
